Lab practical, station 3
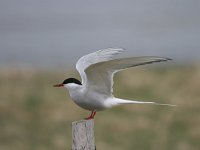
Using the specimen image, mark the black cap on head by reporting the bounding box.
[62,78,82,85]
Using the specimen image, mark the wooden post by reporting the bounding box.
[72,119,96,150]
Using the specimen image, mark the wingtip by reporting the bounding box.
[97,47,125,53]
[107,47,126,51]
[156,57,173,62]
[165,57,173,61]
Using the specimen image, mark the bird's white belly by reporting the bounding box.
[69,90,108,111]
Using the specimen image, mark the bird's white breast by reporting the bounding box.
[66,84,109,111]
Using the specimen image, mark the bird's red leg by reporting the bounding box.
[85,111,96,120]
[85,111,94,120]
[91,111,96,118]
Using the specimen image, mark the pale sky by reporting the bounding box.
[0,0,199,69]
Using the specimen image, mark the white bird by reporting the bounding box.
[54,48,175,119]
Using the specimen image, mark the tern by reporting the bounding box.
[54,48,174,119]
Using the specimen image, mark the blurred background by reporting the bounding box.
[0,0,200,150]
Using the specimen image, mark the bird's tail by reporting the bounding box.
[114,98,176,107]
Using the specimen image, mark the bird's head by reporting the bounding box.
[53,78,82,89]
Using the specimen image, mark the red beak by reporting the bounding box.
[53,83,64,87]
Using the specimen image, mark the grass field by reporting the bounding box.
[0,64,200,150]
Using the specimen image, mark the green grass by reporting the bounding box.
[0,65,200,150]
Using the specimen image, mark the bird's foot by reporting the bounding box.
[85,116,94,120]
[85,111,96,120]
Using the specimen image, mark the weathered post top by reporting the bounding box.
[72,119,96,150]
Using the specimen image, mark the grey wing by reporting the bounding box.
[85,56,172,95]
[76,48,125,85]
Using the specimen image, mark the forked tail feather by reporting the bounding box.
[114,98,176,107]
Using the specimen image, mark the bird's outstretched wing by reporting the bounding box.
[77,48,171,96]
[76,48,125,85]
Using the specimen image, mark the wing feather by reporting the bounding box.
[76,48,125,84]
[85,56,171,95]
